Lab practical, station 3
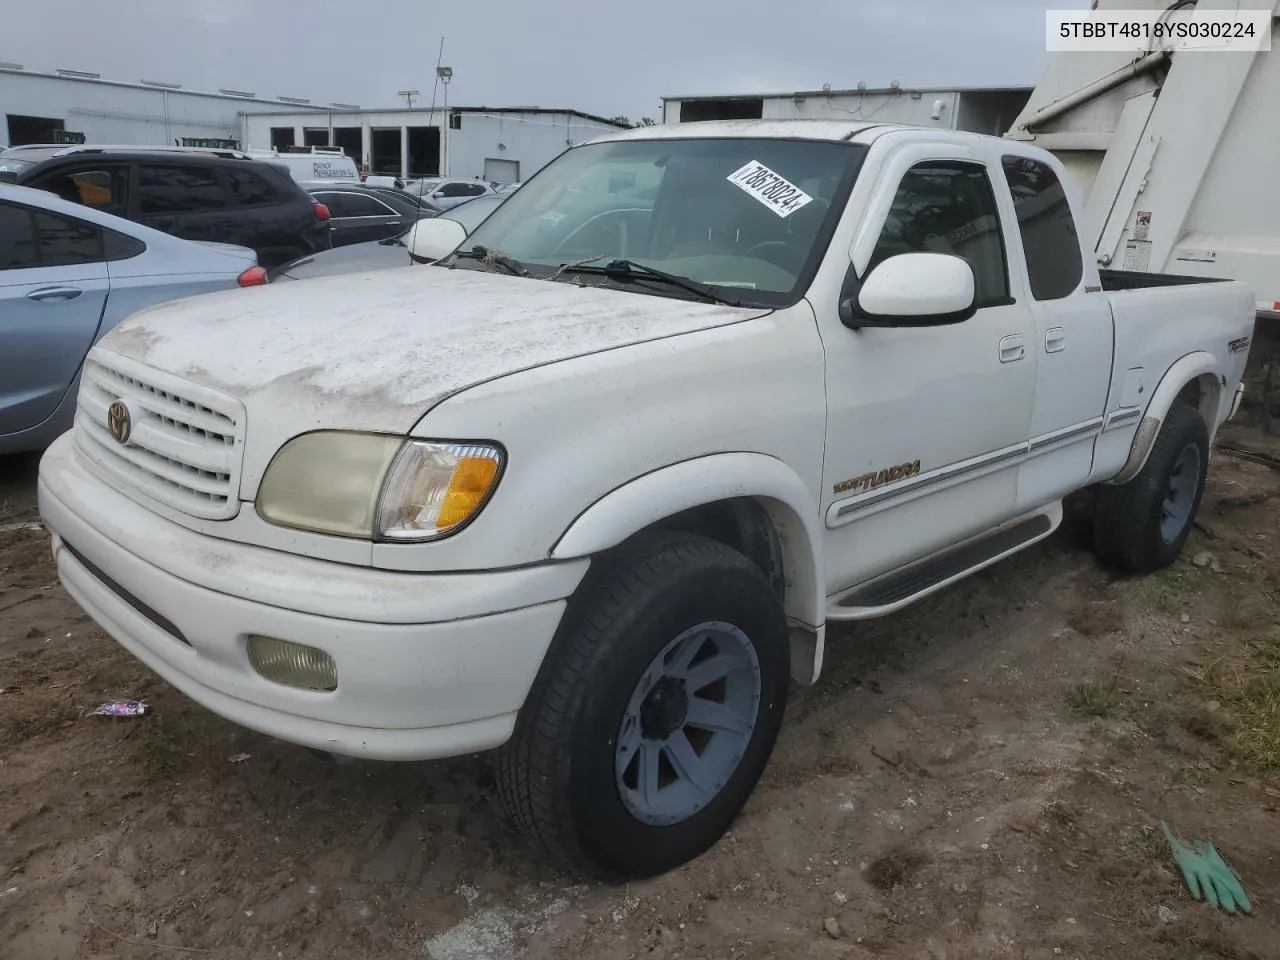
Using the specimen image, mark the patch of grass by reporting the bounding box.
[1065,677,1120,719]
[1203,664,1280,773]
[1133,565,1192,615]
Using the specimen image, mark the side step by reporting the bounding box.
[826,508,1060,621]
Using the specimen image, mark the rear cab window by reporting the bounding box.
[1000,156,1083,300]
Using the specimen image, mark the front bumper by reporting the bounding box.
[37,432,588,760]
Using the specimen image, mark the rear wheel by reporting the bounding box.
[495,530,790,879]
[1093,402,1210,573]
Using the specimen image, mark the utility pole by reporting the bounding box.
[397,89,420,108]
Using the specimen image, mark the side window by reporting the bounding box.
[311,192,347,217]
[438,183,472,198]
[35,166,128,216]
[36,212,104,266]
[1001,157,1083,301]
[338,194,394,217]
[463,183,488,197]
[868,161,1010,307]
[103,229,147,262]
[223,169,279,207]
[138,164,229,214]
[0,203,39,270]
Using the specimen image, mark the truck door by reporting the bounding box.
[817,149,1038,595]
[996,151,1114,509]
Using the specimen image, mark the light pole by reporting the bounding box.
[437,66,453,175]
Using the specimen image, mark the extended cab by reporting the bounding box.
[36,120,1256,880]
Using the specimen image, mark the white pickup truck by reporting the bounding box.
[37,119,1255,879]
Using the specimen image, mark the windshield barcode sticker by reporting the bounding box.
[726,161,814,218]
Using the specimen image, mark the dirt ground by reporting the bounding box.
[2,425,1279,960]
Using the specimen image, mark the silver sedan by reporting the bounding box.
[1,182,266,455]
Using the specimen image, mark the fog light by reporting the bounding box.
[247,635,338,692]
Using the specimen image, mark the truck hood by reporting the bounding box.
[93,263,770,497]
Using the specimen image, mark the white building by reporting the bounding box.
[241,106,626,183]
[0,64,627,184]
[660,85,1033,136]
[0,64,326,149]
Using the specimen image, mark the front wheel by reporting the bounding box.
[495,531,790,879]
[1093,402,1210,573]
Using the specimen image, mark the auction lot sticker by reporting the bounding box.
[727,161,814,218]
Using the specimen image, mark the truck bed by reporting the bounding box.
[1099,269,1232,292]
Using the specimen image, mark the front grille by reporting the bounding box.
[75,353,246,520]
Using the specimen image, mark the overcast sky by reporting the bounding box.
[5,0,1089,119]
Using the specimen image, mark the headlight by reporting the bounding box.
[376,441,503,541]
[256,431,503,542]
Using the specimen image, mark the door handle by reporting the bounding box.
[27,286,84,302]
[998,334,1026,363]
[1046,327,1066,353]
[386,221,402,227]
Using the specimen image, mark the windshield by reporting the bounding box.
[444,195,505,233]
[0,149,56,174]
[454,136,866,306]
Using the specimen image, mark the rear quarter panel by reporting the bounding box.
[1091,279,1256,481]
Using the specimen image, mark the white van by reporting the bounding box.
[250,147,361,186]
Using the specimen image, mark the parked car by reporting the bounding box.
[1,181,264,456]
[16,150,331,268]
[365,186,442,215]
[400,176,495,209]
[269,192,504,281]
[36,120,1255,880]
[494,182,521,196]
[0,142,255,176]
[248,147,362,186]
[305,183,437,248]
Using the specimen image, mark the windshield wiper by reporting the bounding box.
[453,245,527,276]
[558,259,742,307]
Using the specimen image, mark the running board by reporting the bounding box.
[826,507,1061,621]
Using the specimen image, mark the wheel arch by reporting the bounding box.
[549,453,826,684]
[1109,352,1223,486]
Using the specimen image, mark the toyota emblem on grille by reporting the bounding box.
[106,400,133,445]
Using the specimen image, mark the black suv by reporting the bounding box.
[15,150,330,268]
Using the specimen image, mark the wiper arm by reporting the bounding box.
[558,259,742,307]
[454,245,527,277]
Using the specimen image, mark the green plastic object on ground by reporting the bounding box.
[1161,821,1252,915]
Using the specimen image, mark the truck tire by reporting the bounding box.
[1093,402,1210,574]
[495,530,790,879]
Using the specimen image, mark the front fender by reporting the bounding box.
[550,452,826,634]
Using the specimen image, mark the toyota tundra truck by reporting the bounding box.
[36,119,1256,880]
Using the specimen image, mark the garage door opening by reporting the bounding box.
[370,128,402,177]
[407,126,440,177]
[332,127,362,164]
[7,114,67,146]
[483,157,519,184]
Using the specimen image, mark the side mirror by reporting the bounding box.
[840,252,977,329]
[406,217,468,263]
